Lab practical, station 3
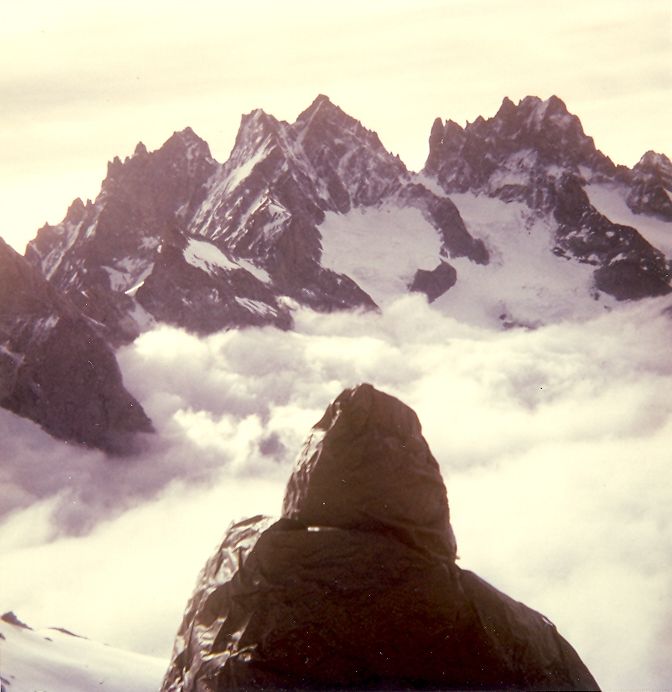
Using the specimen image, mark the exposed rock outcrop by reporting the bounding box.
[162,384,599,691]
[0,237,152,453]
[626,151,672,220]
[409,261,458,302]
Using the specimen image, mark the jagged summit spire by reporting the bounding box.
[172,125,202,142]
[282,383,457,560]
[232,108,283,150]
[296,93,341,122]
[309,93,334,109]
[424,93,616,189]
[496,95,517,119]
[162,126,211,154]
[294,93,370,140]
[491,94,574,132]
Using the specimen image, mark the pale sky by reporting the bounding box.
[1,0,670,251]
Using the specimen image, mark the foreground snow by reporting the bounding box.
[0,616,166,692]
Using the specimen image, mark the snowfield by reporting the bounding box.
[319,194,619,327]
[319,204,443,305]
[0,617,166,692]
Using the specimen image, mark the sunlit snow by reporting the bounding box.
[585,182,672,258]
[436,193,616,326]
[319,204,443,304]
[0,619,165,692]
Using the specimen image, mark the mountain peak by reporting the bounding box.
[234,108,283,150]
[627,149,672,219]
[636,150,672,174]
[294,94,368,141]
[296,93,341,122]
[64,197,86,224]
[495,95,517,118]
[520,94,572,128]
[282,383,457,560]
[310,92,334,109]
[492,95,575,134]
[162,126,211,157]
[425,93,615,193]
[173,125,201,142]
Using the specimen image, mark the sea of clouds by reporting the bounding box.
[1,293,671,689]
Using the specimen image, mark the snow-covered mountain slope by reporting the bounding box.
[319,204,444,306]
[0,613,165,692]
[0,237,152,452]
[23,94,672,340]
[433,193,618,327]
[586,182,672,259]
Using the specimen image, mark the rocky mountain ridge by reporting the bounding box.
[27,93,671,345]
[26,95,490,343]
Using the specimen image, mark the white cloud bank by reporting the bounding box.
[1,294,671,689]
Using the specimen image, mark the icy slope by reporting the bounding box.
[0,615,165,692]
[586,182,672,259]
[319,193,619,328]
[438,193,618,327]
[319,204,443,305]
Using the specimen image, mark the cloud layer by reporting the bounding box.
[1,294,671,689]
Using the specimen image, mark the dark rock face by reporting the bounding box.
[409,262,458,302]
[424,95,617,201]
[26,129,219,344]
[0,612,32,630]
[162,384,599,691]
[135,235,292,333]
[552,175,671,299]
[626,151,672,220]
[0,237,152,453]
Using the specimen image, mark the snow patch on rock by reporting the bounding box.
[183,238,240,275]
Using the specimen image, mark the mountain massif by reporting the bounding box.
[2,94,671,449]
[162,384,599,691]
